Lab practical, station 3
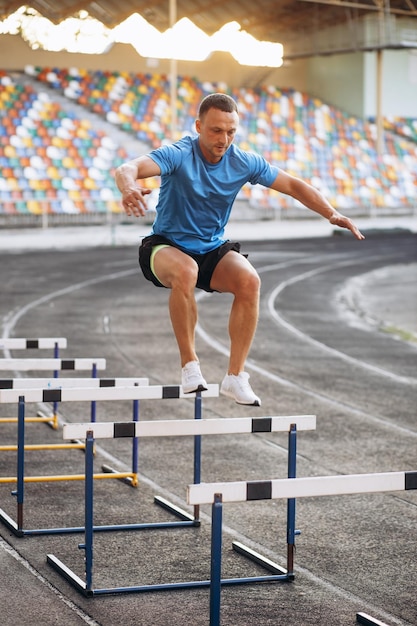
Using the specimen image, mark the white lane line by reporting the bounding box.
[266,261,416,386]
[2,268,138,343]
[1,269,138,366]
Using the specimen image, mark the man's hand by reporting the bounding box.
[122,186,152,217]
[329,212,365,240]
[115,156,160,217]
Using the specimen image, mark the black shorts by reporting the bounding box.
[138,234,243,293]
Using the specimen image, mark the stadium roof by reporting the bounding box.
[1,1,416,56]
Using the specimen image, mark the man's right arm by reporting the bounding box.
[115,155,161,217]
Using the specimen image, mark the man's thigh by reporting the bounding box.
[209,250,259,293]
[152,245,198,288]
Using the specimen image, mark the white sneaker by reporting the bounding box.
[220,372,261,406]
[182,361,208,394]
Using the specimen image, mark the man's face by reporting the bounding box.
[195,107,239,163]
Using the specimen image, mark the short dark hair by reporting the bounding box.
[198,93,238,119]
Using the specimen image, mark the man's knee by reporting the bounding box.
[169,258,199,291]
[234,267,261,297]
[245,269,261,293]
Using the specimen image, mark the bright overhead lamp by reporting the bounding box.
[0,8,284,67]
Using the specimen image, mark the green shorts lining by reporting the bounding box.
[150,243,171,284]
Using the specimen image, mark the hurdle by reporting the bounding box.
[0,338,67,351]
[46,414,316,595]
[0,384,218,536]
[187,472,417,626]
[0,357,106,428]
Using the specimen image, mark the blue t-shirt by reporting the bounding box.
[148,135,279,254]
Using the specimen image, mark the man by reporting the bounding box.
[115,93,364,406]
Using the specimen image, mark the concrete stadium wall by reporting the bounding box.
[304,49,417,118]
[305,53,365,117]
[363,49,417,118]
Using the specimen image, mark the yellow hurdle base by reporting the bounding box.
[0,415,58,429]
[0,472,138,485]
[0,443,85,452]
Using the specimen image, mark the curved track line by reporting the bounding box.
[1,268,138,356]
[266,260,416,386]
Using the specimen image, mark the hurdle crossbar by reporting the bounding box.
[63,414,316,440]
[0,358,106,371]
[0,377,149,390]
[0,338,67,350]
[187,471,417,505]
[0,383,218,403]
[47,420,310,596]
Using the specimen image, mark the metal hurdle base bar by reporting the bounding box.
[356,612,391,626]
[231,541,290,578]
[153,495,198,525]
[46,553,290,599]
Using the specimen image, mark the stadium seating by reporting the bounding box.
[0,67,416,217]
[0,71,127,216]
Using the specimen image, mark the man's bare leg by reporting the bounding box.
[152,246,207,392]
[211,251,262,405]
[210,250,261,373]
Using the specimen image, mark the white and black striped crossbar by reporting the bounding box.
[187,471,417,505]
[0,358,106,372]
[0,377,149,390]
[63,415,316,441]
[0,383,219,404]
[0,338,67,350]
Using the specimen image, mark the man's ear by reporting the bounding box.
[195,119,201,134]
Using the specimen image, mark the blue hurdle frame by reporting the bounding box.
[46,423,300,596]
[0,390,203,537]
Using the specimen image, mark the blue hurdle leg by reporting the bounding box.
[52,341,59,427]
[90,363,98,422]
[210,494,223,626]
[132,398,139,485]
[193,392,202,522]
[79,430,95,592]
[16,396,26,531]
[286,423,299,579]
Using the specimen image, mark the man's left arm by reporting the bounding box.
[269,170,365,240]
